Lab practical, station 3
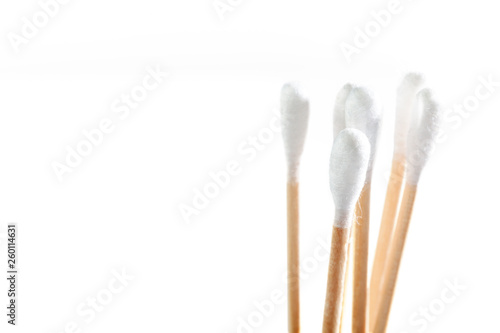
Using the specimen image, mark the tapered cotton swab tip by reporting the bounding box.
[333,83,353,139]
[280,82,310,181]
[345,86,381,176]
[330,129,371,227]
[395,72,426,157]
[406,88,442,184]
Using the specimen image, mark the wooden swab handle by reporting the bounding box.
[287,182,300,333]
[373,183,417,333]
[339,227,354,332]
[322,226,350,333]
[370,157,405,329]
[352,184,371,333]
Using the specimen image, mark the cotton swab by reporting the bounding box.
[280,82,310,333]
[373,88,442,333]
[332,83,354,333]
[345,86,381,333]
[322,128,370,333]
[369,73,425,329]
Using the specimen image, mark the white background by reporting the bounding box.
[0,0,499,332]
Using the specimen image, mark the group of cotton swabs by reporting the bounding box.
[280,73,442,333]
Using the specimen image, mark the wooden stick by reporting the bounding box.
[339,227,354,333]
[373,183,418,333]
[369,156,405,329]
[352,183,371,333]
[287,181,300,333]
[322,224,351,333]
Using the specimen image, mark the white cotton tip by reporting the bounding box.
[345,86,381,179]
[280,82,310,182]
[330,129,371,227]
[394,72,425,157]
[406,88,442,185]
[333,83,353,139]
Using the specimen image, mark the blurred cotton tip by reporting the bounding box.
[330,129,371,227]
[280,82,310,181]
[345,86,381,177]
[394,72,425,157]
[406,88,442,185]
[333,83,353,139]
